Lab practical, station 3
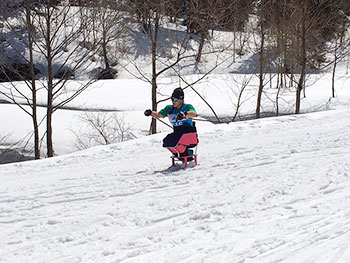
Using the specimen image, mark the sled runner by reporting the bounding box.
[166,132,198,167]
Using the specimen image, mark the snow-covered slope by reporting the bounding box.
[1,105,350,263]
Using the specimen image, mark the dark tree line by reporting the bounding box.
[126,0,350,120]
[257,0,350,114]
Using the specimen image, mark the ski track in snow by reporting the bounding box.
[1,110,350,262]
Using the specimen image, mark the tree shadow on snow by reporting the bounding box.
[231,52,323,75]
[128,25,197,60]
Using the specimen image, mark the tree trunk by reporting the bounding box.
[275,73,282,116]
[296,58,306,114]
[256,21,265,118]
[196,33,205,63]
[150,15,159,135]
[332,20,346,98]
[46,6,54,157]
[296,75,303,114]
[29,34,40,159]
[332,54,337,98]
[233,31,236,63]
[46,99,54,157]
[332,25,344,99]
[151,74,157,135]
[25,0,40,159]
[102,26,110,69]
[296,6,306,115]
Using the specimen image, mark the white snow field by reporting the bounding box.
[1,99,350,262]
[1,72,350,156]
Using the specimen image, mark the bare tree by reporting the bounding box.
[286,0,346,113]
[258,0,346,114]
[127,0,231,133]
[330,20,347,98]
[230,74,254,122]
[72,111,136,150]
[25,0,40,158]
[215,0,254,63]
[329,1,350,98]
[30,1,98,157]
[170,63,224,123]
[259,0,295,117]
[128,0,170,134]
[127,0,205,134]
[88,0,128,78]
[254,0,269,119]
[184,0,229,63]
[0,0,41,159]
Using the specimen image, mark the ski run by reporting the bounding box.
[1,101,350,263]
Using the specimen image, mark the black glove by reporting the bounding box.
[144,109,152,116]
[176,112,186,121]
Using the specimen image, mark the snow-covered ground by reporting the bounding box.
[1,14,350,262]
[1,93,350,262]
[1,71,350,156]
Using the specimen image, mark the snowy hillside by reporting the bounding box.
[1,71,350,157]
[1,102,350,262]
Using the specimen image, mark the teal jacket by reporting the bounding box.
[159,103,196,127]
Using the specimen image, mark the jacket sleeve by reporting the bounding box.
[159,105,172,117]
[185,104,196,113]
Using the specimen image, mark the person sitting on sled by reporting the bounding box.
[144,87,197,154]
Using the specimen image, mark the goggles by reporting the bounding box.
[171,97,179,102]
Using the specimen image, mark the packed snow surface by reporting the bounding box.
[1,104,350,262]
[2,11,350,262]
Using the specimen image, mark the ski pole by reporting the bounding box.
[154,116,211,127]
[192,118,209,122]
[151,116,173,129]
[151,116,212,128]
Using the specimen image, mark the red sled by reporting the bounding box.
[166,132,198,167]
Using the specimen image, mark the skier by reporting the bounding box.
[144,87,197,157]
